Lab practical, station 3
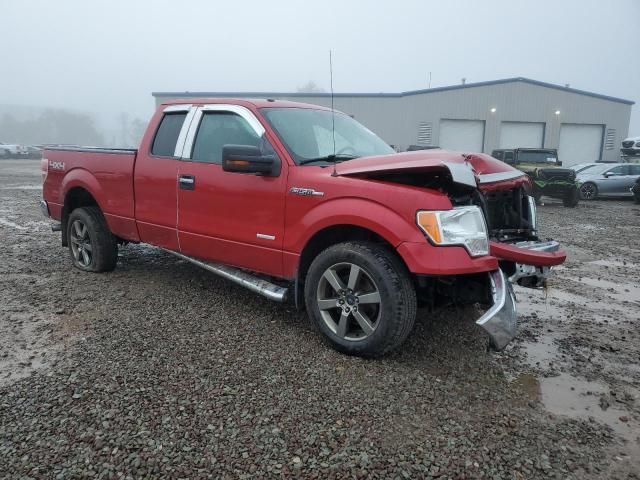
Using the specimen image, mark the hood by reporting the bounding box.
[336,150,524,188]
[624,136,640,142]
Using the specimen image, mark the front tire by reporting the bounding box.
[67,206,118,272]
[580,182,598,200]
[563,187,580,207]
[304,242,416,357]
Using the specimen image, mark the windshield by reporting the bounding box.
[577,164,614,175]
[261,108,394,165]
[517,150,558,164]
[573,163,599,173]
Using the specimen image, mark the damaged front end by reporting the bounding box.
[450,167,566,350]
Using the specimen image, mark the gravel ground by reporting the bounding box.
[0,159,638,479]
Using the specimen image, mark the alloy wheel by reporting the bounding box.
[316,262,381,341]
[70,220,93,267]
[580,183,597,200]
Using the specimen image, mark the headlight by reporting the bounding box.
[635,141,640,147]
[416,206,489,257]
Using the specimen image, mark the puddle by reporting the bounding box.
[576,277,640,303]
[540,373,638,444]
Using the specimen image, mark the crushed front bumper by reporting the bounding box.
[476,269,517,350]
[477,240,565,350]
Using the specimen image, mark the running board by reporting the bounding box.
[161,249,288,303]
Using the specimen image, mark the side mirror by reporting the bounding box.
[222,144,280,176]
[603,172,612,178]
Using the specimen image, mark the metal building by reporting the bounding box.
[152,77,634,166]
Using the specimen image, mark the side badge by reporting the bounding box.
[290,187,324,197]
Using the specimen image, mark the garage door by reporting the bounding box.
[558,124,603,167]
[439,120,485,152]
[499,122,544,148]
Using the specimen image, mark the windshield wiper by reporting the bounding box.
[298,154,359,165]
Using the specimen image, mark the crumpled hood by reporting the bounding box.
[336,150,522,187]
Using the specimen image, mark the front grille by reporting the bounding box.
[537,168,575,181]
[622,141,635,148]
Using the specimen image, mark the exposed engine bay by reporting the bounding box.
[370,169,554,310]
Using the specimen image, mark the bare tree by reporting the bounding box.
[296,81,326,93]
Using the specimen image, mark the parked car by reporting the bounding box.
[40,98,565,357]
[491,148,579,207]
[631,177,640,204]
[25,146,43,159]
[0,142,27,158]
[621,136,640,158]
[577,163,640,200]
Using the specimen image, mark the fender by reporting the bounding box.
[286,197,425,252]
[283,197,428,279]
[60,167,105,209]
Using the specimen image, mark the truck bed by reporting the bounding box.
[43,146,139,241]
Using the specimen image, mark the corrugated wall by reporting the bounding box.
[154,82,632,162]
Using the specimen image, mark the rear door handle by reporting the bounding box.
[179,175,195,190]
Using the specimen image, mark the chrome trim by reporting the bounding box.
[256,233,276,240]
[290,187,325,197]
[513,240,560,253]
[178,177,194,184]
[174,107,198,158]
[182,105,265,160]
[526,195,537,234]
[162,249,288,302]
[476,269,517,350]
[163,104,192,113]
[478,170,526,184]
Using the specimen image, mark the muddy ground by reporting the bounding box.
[0,159,638,479]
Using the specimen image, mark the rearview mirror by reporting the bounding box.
[222,145,280,176]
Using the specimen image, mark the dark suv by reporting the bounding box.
[491,148,579,207]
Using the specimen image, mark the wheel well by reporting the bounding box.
[61,187,99,246]
[294,225,399,309]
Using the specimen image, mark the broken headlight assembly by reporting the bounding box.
[416,206,489,257]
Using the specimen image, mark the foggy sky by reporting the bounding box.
[2,0,639,135]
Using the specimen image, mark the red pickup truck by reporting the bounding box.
[41,98,565,357]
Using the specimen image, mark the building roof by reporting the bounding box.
[152,77,634,105]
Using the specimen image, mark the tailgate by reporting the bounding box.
[490,240,566,267]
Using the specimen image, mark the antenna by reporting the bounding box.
[329,50,337,177]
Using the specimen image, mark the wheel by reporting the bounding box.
[580,182,598,200]
[532,189,542,205]
[67,206,118,272]
[304,241,417,357]
[562,187,580,207]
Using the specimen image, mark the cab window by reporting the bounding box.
[151,112,187,157]
[191,112,261,164]
[606,165,629,176]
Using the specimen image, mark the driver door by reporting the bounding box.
[177,105,287,277]
[599,165,629,195]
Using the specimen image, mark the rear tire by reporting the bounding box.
[67,206,118,272]
[580,182,598,200]
[304,241,416,357]
[563,187,580,207]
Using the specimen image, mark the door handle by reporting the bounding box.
[179,175,195,190]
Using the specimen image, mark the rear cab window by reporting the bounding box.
[151,112,188,157]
